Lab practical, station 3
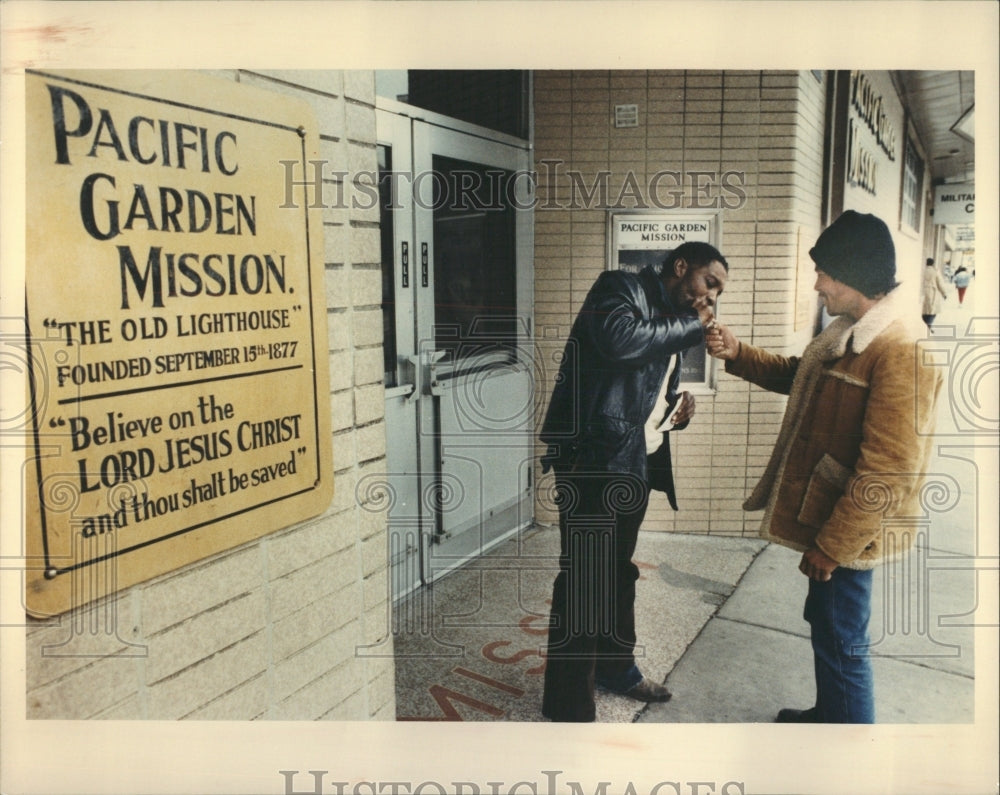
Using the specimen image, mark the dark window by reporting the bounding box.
[431,155,517,368]
[902,137,924,231]
[405,71,529,140]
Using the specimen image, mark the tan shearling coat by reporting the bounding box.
[726,288,942,569]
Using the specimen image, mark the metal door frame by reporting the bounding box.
[376,102,534,602]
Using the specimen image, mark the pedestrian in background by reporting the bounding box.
[921,257,949,328]
[706,211,942,723]
[953,265,971,305]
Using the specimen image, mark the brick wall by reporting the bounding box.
[25,70,394,720]
[533,70,827,536]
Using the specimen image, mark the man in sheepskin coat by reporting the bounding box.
[706,211,942,723]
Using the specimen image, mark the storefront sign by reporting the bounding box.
[607,210,721,389]
[850,70,897,160]
[844,71,902,198]
[611,217,712,252]
[953,225,975,245]
[24,70,332,616]
[847,119,878,196]
[933,182,975,224]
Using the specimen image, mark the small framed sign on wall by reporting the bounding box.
[607,209,724,391]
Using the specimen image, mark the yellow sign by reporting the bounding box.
[24,70,332,617]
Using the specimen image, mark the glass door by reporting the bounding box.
[413,121,535,579]
[377,109,534,601]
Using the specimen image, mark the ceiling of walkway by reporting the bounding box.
[897,71,975,184]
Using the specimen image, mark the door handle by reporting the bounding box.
[426,349,448,395]
[402,349,448,400]
[401,355,421,401]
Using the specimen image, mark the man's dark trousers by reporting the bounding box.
[542,468,651,722]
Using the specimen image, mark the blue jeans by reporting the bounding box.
[804,566,875,723]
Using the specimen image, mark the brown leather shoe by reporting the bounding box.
[623,678,672,703]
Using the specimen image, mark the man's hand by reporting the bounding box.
[692,298,716,329]
[706,323,740,360]
[670,391,695,427]
[799,546,839,582]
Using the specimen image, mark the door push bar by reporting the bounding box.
[402,349,448,402]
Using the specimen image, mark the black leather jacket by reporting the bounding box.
[540,266,705,509]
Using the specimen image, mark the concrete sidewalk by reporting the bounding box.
[394,496,977,725]
[392,526,770,723]
[394,509,977,724]
[638,538,976,724]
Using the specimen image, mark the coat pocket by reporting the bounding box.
[575,417,632,472]
[797,453,853,529]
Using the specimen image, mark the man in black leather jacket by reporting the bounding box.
[540,241,728,722]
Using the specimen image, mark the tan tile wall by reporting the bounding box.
[533,70,827,537]
[25,70,394,721]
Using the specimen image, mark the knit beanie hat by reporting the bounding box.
[809,211,897,297]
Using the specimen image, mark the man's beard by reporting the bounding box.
[671,284,698,313]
